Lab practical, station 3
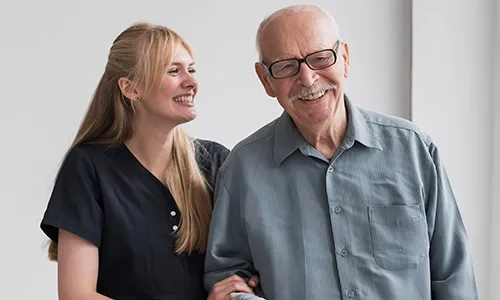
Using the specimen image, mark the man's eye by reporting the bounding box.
[189,68,196,74]
[315,56,329,61]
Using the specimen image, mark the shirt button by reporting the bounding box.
[170,210,177,217]
[327,166,334,173]
[340,249,348,257]
[172,225,179,231]
[334,206,342,214]
[347,290,356,298]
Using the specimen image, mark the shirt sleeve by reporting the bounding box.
[426,142,479,299]
[211,141,230,175]
[195,139,230,191]
[40,146,103,247]
[204,170,255,291]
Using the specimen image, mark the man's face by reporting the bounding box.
[256,15,350,128]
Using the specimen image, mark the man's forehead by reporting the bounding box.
[260,15,337,63]
[262,36,336,63]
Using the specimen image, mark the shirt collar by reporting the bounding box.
[344,95,383,151]
[273,94,382,166]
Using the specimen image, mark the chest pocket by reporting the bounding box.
[368,204,428,270]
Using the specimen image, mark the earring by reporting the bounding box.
[136,96,140,101]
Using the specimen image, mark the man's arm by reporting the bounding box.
[426,143,478,299]
[204,170,256,292]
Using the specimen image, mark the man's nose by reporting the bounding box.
[296,62,318,87]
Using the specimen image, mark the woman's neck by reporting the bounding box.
[125,117,177,183]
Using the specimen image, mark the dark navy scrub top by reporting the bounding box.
[40,140,229,300]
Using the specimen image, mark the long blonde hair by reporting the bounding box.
[48,22,212,260]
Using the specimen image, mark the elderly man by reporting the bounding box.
[205,5,478,300]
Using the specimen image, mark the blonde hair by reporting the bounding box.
[47,22,212,260]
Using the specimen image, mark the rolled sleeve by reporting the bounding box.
[426,143,478,299]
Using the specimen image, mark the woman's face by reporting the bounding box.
[137,46,199,126]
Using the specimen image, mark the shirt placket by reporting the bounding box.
[326,140,359,299]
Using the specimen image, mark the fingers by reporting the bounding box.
[248,275,260,288]
[219,279,254,295]
[209,275,255,300]
[229,292,245,300]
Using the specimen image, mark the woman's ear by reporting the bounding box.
[118,77,140,101]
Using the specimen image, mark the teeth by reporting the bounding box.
[299,90,326,101]
[173,96,193,103]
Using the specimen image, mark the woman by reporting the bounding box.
[40,22,257,300]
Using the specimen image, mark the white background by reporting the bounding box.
[0,0,497,299]
[412,1,499,299]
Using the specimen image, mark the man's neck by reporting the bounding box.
[295,102,348,160]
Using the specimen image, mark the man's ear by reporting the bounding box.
[341,42,350,78]
[118,77,141,101]
[255,62,276,98]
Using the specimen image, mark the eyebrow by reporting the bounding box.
[170,62,195,67]
[267,42,340,64]
[271,56,287,62]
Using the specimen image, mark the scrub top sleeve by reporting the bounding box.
[40,146,103,248]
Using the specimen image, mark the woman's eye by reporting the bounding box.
[168,68,179,74]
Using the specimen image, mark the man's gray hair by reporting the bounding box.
[255,4,342,62]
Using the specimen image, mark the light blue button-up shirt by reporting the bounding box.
[204,96,478,300]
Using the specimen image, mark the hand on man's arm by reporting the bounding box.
[204,171,261,298]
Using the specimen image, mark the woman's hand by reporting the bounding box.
[208,274,260,300]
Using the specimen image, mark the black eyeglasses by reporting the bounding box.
[264,40,342,79]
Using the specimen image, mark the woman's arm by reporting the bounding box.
[57,229,113,300]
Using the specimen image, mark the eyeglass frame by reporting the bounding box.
[262,39,343,79]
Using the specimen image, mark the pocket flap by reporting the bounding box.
[368,204,424,226]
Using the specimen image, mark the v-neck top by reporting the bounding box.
[40,139,229,300]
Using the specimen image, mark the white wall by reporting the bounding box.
[490,0,500,296]
[14,0,500,299]
[412,1,497,299]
